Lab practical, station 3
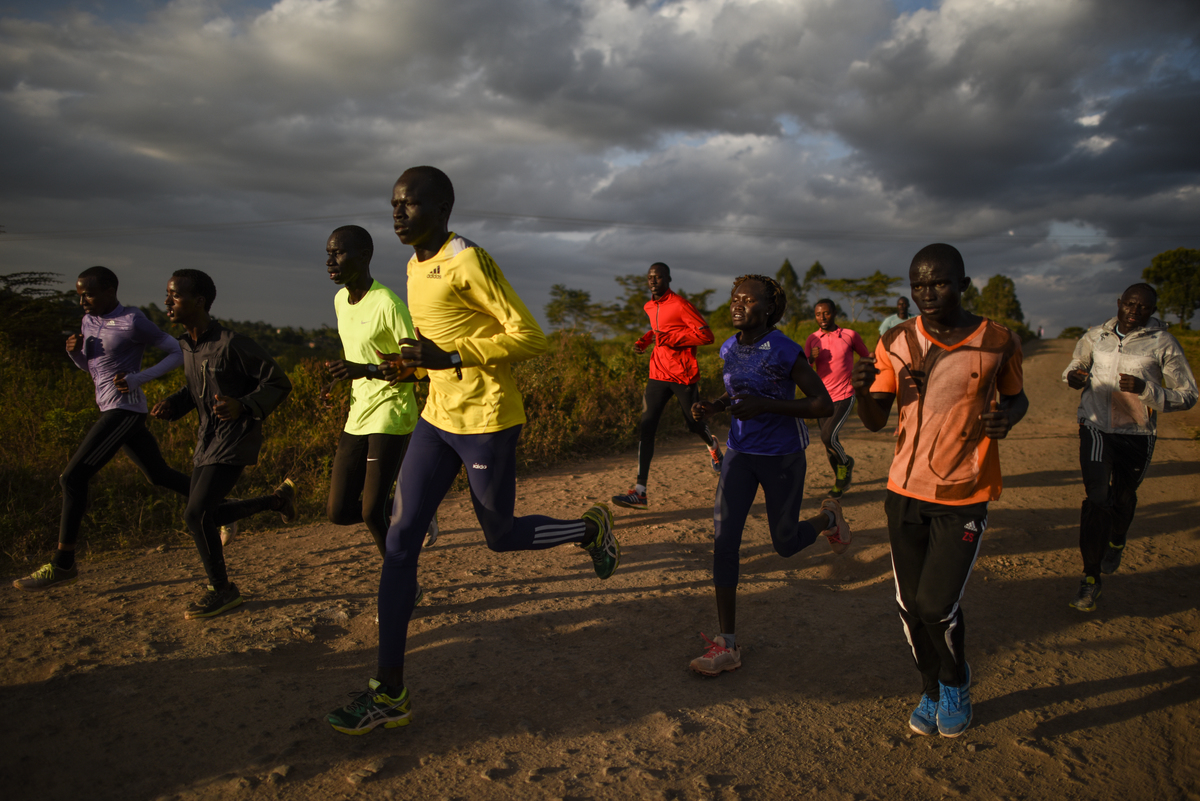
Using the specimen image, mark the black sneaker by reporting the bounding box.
[275,479,297,524]
[1069,576,1101,612]
[1100,544,1124,575]
[184,582,244,619]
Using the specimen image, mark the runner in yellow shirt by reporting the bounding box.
[326,166,619,735]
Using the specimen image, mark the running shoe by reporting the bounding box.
[611,488,648,510]
[819,498,852,555]
[1100,543,1124,575]
[1069,576,1102,612]
[937,663,972,738]
[580,503,620,579]
[275,478,297,524]
[12,562,78,591]
[424,514,440,547]
[220,521,238,547]
[326,679,412,735]
[707,435,724,474]
[829,456,855,498]
[184,582,244,620]
[909,693,939,736]
[689,633,741,677]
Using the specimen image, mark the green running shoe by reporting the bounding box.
[581,503,619,579]
[1069,576,1101,612]
[184,582,244,619]
[327,679,412,735]
[13,562,78,591]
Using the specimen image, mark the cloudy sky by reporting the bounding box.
[2,0,1197,336]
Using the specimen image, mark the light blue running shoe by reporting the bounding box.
[909,693,938,736]
[937,663,973,738]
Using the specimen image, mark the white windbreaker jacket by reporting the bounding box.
[1062,316,1197,436]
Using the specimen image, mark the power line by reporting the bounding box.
[0,208,1178,243]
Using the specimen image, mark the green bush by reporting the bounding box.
[0,332,661,565]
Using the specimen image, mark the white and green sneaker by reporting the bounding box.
[327,680,412,735]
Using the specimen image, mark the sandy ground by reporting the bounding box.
[2,338,1199,801]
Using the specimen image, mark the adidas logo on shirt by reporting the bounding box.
[427,265,442,279]
[758,340,771,350]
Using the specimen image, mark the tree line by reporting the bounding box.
[546,259,1030,338]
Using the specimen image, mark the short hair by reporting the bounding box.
[897,296,910,305]
[172,269,217,312]
[911,243,965,278]
[400,166,455,211]
[813,298,837,314]
[1123,282,1158,305]
[330,225,374,253]
[649,262,671,278]
[732,274,787,327]
[78,265,118,291]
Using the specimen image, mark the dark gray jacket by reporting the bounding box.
[161,322,292,467]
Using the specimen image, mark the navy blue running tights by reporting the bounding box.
[377,419,590,678]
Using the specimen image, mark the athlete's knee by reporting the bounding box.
[480,520,518,552]
[181,504,207,534]
[326,502,358,526]
[772,536,804,559]
[59,466,88,495]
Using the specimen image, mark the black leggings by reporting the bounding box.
[327,431,409,557]
[60,410,191,547]
[637,379,714,486]
[817,396,855,470]
[183,464,279,588]
[59,409,265,550]
[1078,426,1154,576]
[885,491,987,696]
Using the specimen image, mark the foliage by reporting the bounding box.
[961,281,980,313]
[1144,247,1200,328]
[0,272,83,355]
[559,274,717,339]
[818,270,902,321]
[139,303,342,370]
[1059,326,1087,340]
[0,327,681,566]
[545,284,595,331]
[676,287,716,315]
[977,275,1024,323]
[775,259,804,325]
[594,274,651,336]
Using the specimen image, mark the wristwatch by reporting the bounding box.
[366,363,380,376]
[449,352,462,369]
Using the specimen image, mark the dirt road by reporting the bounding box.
[2,338,1198,801]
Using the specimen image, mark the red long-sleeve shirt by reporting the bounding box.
[634,290,714,384]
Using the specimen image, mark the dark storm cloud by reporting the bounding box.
[0,0,1196,335]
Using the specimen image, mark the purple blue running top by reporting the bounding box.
[68,303,182,413]
[719,328,810,456]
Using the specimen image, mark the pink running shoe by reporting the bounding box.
[689,633,742,677]
[820,498,851,555]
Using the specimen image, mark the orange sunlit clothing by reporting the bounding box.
[634,290,714,384]
[870,317,1023,505]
